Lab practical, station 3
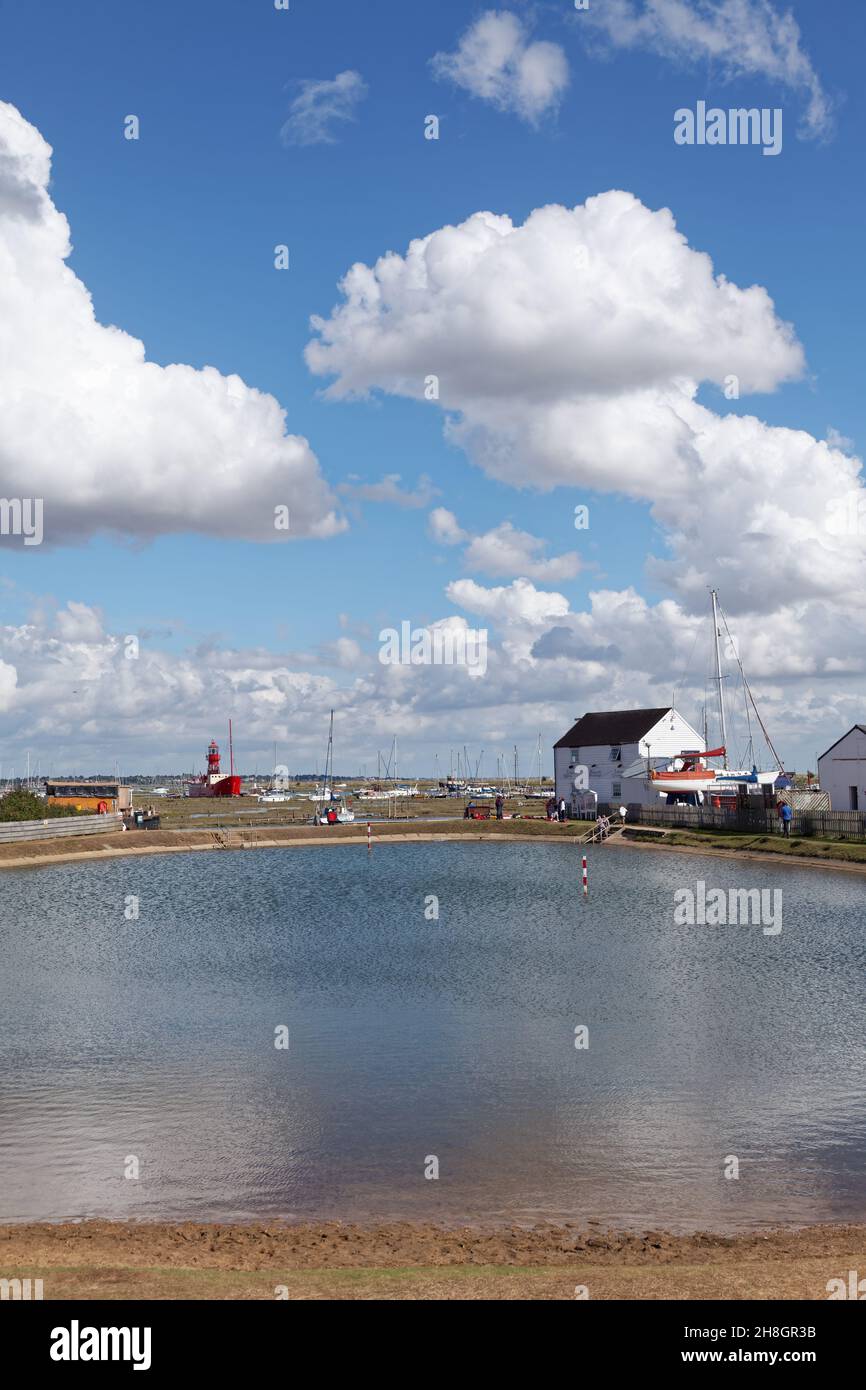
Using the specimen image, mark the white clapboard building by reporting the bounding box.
[817,726,866,811]
[554,707,705,811]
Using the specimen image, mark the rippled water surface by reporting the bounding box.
[1,841,864,1230]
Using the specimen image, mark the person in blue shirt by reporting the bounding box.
[778,800,793,837]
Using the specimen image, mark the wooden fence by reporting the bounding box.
[632,805,866,841]
[0,812,124,843]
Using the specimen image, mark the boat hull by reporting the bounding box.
[652,775,716,793]
[187,775,241,797]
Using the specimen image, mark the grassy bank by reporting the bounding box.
[2,1220,863,1300]
[0,817,593,870]
[2,817,866,873]
[621,826,866,866]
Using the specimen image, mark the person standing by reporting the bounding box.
[558,797,566,823]
[495,793,504,820]
[779,800,793,837]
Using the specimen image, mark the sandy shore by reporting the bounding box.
[0,821,864,875]
[2,1219,863,1300]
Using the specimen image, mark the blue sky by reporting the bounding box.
[0,0,863,775]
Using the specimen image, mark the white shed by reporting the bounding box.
[554,707,705,811]
[817,726,866,811]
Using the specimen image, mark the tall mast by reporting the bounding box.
[324,709,334,793]
[711,589,728,767]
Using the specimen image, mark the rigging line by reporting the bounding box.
[741,673,754,766]
[381,739,394,781]
[719,606,785,773]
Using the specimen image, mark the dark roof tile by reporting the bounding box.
[554,708,673,749]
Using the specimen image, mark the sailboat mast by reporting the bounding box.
[711,589,728,768]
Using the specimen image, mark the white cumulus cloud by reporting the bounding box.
[307,193,804,406]
[428,506,468,546]
[447,576,570,628]
[430,509,583,581]
[306,190,866,613]
[431,11,569,123]
[0,102,343,544]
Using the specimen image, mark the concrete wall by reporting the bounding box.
[0,812,123,843]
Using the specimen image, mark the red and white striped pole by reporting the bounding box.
[582,854,588,898]
[367,821,372,854]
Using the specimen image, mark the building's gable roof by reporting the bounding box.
[817,725,866,762]
[554,708,674,749]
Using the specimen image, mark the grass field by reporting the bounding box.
[150,790,553,830]
[622,826,866,866]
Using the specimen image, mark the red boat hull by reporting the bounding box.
[187,775,241,797]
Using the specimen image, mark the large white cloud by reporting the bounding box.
[0,102,343,543]
[306,191,865,613]
[305,192,807,523]
[307,193,803,405]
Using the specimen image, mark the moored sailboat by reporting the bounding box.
[314,711,355,824]
[629,590,783,800]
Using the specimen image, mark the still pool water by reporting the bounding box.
[1,841,864,1231]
